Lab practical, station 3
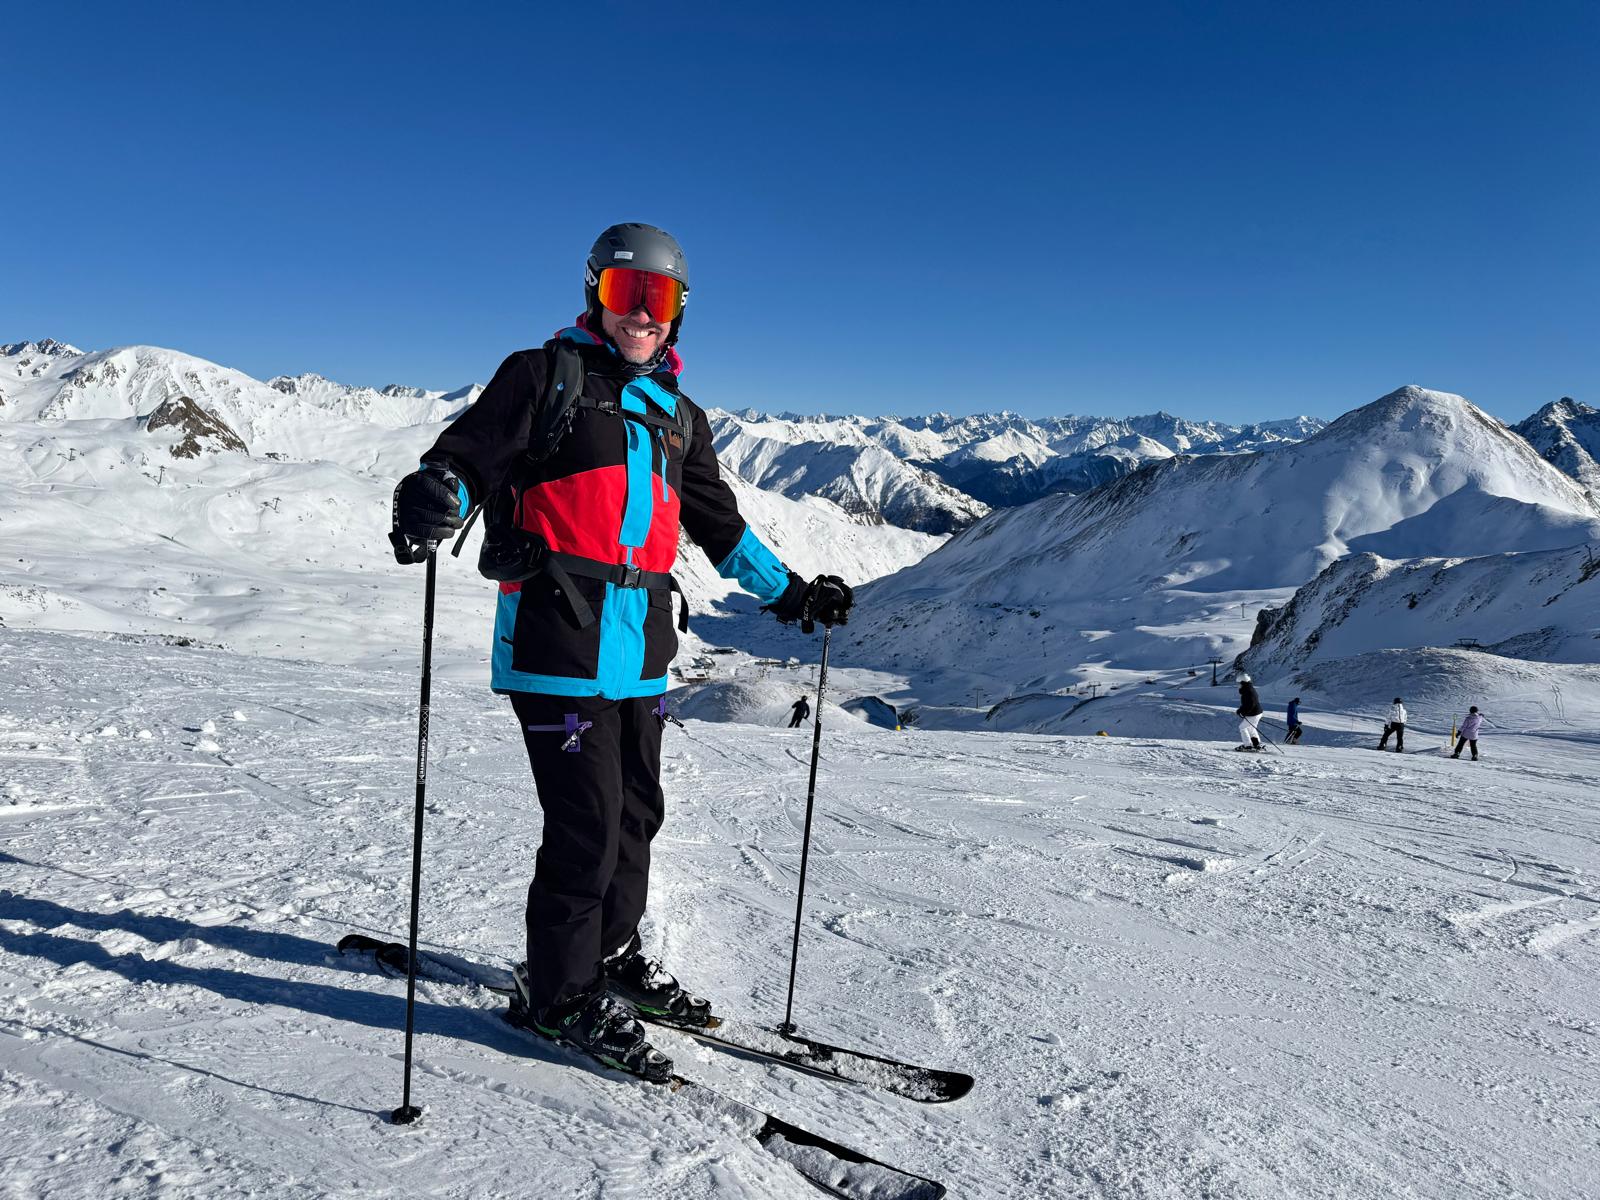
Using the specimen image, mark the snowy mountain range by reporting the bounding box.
[843,386,1600,701]
[6,338,1597,710]
[6,341,1329,539]
[707,409,1329,531]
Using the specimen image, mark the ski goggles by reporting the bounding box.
[595,267,687,323]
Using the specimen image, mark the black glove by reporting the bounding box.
[391,464,468,562]
[765,572,854,634]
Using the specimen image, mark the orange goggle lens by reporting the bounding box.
[596,267,686,322]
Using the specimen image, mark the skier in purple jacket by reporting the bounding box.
[1451,707,1485,760]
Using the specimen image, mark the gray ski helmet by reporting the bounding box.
[1237,673,1252,684]
[584,223,690,344]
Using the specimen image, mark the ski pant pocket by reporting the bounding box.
[640,588,678,680]
[510,575,606,679]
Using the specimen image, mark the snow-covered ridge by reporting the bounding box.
[266,372,483,427]
[1241,546,1600,680]
[1,338,84,359]
[1514,397,1600,493]
[0,341,486,458]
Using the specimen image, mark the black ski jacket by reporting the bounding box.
[1237,682,1264,717]
[422,328,790,699]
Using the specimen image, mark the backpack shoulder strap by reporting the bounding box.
[525,340,587,464]
[642,375,695,459]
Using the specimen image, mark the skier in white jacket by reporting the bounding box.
[1377,698,1407,752]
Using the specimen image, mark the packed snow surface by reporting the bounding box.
[2,631,1597,1198]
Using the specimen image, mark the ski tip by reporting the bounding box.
[937,1073,977,1102]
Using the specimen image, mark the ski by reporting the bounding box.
[336,934,945,1199]
[337,933,973,1103]
[641,1013,973,1104]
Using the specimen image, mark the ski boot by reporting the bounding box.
[508,963,673,1084]
[604,932,716,1028]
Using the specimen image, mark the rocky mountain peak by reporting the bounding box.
[145,396,249,458]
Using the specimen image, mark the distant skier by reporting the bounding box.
[1284,697,1303,744]
[1234,673,1264,752]
[1377,698,1407,752]
[1451,706,1485,761]
[787,696,811,728]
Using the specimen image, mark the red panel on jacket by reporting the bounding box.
[520,467,627,563]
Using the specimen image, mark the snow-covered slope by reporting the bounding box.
[844,387,1600,694]
[1240,546,1600,678]
[0,339,939,686]
[1514,397,1600,493]
[3,629,1597,1198]
[0,412,937,682]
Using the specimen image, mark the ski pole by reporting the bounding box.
[389,538,437,1126]
[779,625,831,1037]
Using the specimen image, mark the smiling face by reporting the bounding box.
[600,304,670,365]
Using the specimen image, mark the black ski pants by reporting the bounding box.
[788,712,807,728]
[1452,736,1478,760]
[510,692,665,1012]
[1379,722,1405,751]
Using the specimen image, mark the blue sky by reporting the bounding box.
[7,1,1596,423]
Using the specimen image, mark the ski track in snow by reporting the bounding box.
[1,630,1598,1198]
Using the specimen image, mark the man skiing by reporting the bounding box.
[1234,673,1264,752]
[1284,697,1303,744]
[390,223,854,1083]
[1378,697,1407,752]
[1452,706,1485,760]
[787,696,811,728]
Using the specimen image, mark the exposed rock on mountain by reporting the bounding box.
[145,396,249,457]
[1514,397,1600,493]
